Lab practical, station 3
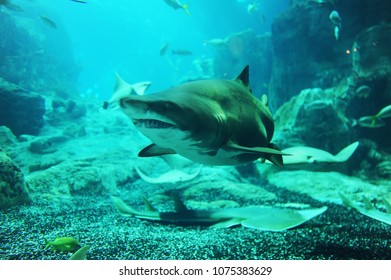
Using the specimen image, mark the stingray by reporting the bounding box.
[135,155,202,184]
[134,165,202,184]
[280,142,359,165]
[263,142,359,172]
[339,193,391,225]
[111,196,327,232]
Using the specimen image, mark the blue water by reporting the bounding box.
[15,0,288,99]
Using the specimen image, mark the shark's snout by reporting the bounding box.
[120,98,177,129]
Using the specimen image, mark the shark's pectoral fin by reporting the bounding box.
[227,142,286,167]
[138,144,177,157]
[211,218,243,228]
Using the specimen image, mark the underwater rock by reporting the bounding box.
[182,180,277,209]
[62,123,87,138]
[212,30,272,96]
[272,87,351,153]
[176,166,277,208]
[269,0,391,109]
[265,170,390,204]
[65,100,87,119]
[0,126,18,153]
[352,23,391,80]
[25,151,137,201]
[0,78,45,136]
[269,3,345,109]
[29,138,57,154]
[0,152,31,210]
[45,99,86,127]
[28,155,64,173]
[0,10,79,96]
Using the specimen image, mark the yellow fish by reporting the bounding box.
[45,237,81,252]
[163,0,190,15]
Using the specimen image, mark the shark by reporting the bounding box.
[117,66,284,166]
[111,196,327,232]
[339,193,391,225]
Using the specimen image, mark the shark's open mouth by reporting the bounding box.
[134,119,175,129]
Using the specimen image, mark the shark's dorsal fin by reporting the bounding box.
[142,196,158,212]
[363,196,374,210]
[171,195,189,212]
[139,144,177,157]
[382,196,391,214]
[235,65,251,91]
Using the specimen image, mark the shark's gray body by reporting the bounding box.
[119,66,283,166]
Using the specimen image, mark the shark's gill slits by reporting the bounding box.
[135,119,175,129]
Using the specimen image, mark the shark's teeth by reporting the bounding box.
[135,119,175,129]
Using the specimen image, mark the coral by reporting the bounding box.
[272,87,352,153]
[268,0,391,109]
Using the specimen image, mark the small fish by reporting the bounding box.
[172,49,193,56]
[377,104,391,120]
[40,15,57,29]
[203,38,227,47]
[334,26,340,40]
[69,245,90,260]
[357,116,385,128]
[70,0,88,3]
[160,42,169,56]
[329,10,342,27]
[45,237,81,252]
[304,100,332,111]
[355,85,371,98]
[111,196,327,232]
[356,104,391,128]
[247,3,259,14]
[163,0,190,15]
